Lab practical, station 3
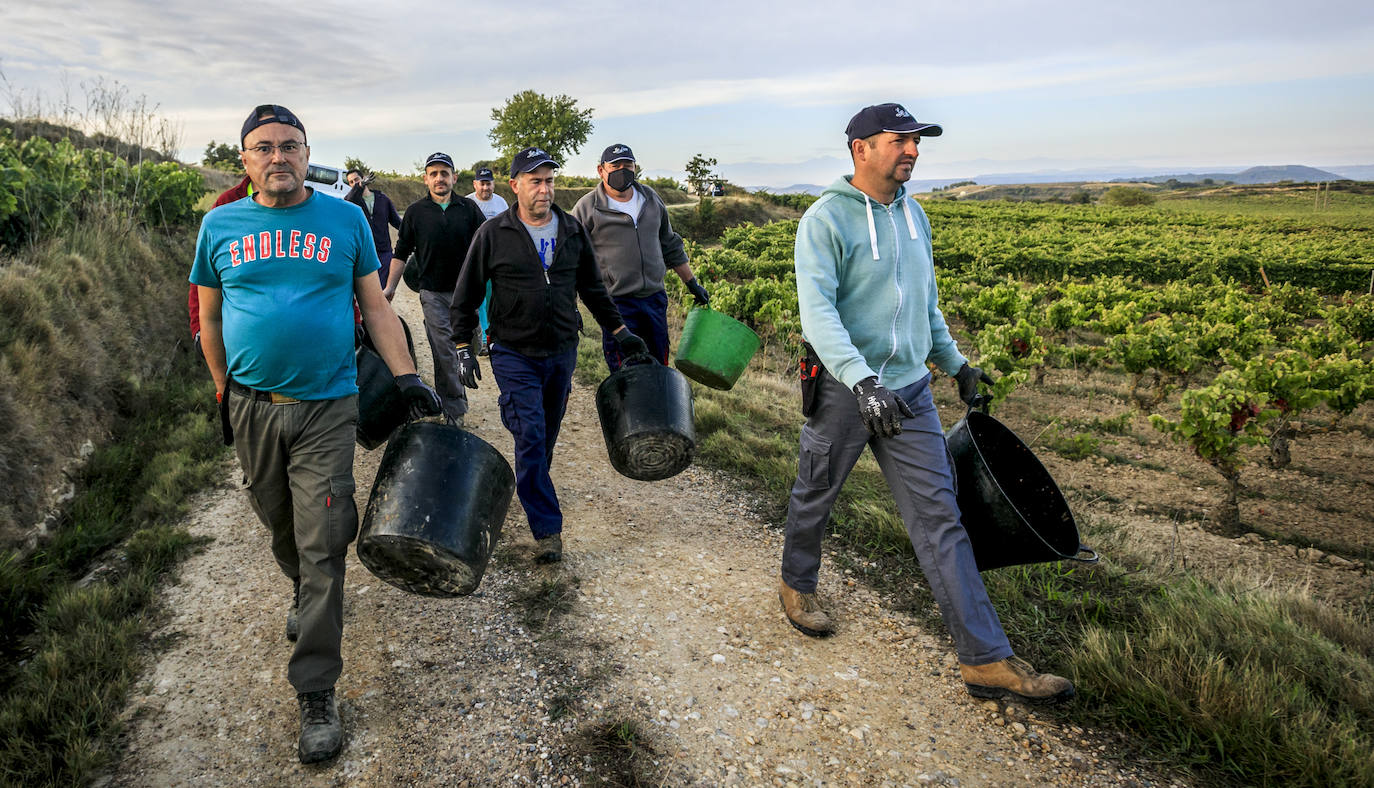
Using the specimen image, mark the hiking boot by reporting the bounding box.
[535,534,563,564]
[779,580,833,637]
[960,656,1075,705]
[286,577,300,642]
[297,688,342,763]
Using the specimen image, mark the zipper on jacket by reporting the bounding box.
[878,204,904,382]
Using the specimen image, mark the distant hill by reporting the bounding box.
[1120,165,1348,185]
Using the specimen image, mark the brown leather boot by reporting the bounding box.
[779,580,834,637]
[960,656,1075,704]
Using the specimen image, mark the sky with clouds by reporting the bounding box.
[2,0,1371,186]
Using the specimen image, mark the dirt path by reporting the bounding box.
[109,287,1173,787]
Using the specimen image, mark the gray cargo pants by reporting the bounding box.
[420,289,470,423]
[781,371,1014,666]
[228,390,358,693]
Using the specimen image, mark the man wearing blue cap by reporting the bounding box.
[450,147,646,563]
[192,104,442,764]
[779,103,1074,705]
[572,144,709,371]
[393,152,487,425]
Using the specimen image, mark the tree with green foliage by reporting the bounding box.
[201,140,242,173]
[685,154,717,200]
[343,156,370,176]
[487,91,593,166]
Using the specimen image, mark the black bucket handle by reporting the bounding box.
[621,351,661,368]
[1071,545,1100,564]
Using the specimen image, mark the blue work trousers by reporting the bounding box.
[488,345,577,539]
[602,291,669,371]
[781,371,1013,666]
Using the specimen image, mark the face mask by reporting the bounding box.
[606,167,636,192]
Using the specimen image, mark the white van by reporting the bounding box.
[305,163,350,199]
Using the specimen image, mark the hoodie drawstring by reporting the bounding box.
[863,194,879,260]
[902,197,919,240]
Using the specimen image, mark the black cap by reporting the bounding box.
[424,152,455,170]
[473,167,494,181]
[509,147,559,177]
[600,144,635,164]
[240,104,306,146]
[844,103,942,144]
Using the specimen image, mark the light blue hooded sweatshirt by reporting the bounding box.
[794,175,967,391]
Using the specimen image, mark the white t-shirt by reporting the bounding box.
[606,188,643,226]
[466,192,509,221]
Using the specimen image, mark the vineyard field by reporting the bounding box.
[676,189,1374,587]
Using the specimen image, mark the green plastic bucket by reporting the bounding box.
[674,306,760,390]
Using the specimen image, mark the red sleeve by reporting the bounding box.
[189,284,200,336]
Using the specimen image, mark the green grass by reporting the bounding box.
[0,349,224,787]
[571,718,660,788]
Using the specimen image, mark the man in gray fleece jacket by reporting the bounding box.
[572,144,711,370]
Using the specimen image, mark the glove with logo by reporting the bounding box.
[394,374,442,419]
[455,345,481,389]
[853,376,914,438]
[954,364,995,406]
[685,277,710,306]
[615,329,649,360]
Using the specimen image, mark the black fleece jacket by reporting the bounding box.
[450,204,623,357]
[393,195,486,292]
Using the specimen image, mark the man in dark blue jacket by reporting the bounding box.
[450,147,646,563]
[344,170,402,295]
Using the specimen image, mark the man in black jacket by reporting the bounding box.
[450,147,646,563]
[394,152,486,425]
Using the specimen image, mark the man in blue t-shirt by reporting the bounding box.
[191,104,441,765]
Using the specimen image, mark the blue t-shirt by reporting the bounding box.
[190,191,380,400]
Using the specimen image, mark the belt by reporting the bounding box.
[228,379,300,405]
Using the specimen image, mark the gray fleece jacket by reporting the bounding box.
[571,183,688,299]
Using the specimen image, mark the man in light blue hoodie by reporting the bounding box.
[779,103,1074,705]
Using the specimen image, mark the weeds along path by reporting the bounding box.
[112,285,1165,787]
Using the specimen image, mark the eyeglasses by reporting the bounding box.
[242,141,305,157]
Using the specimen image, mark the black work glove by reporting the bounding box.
[615,329,649,359]
[954,363,995,406]
[685,277,710,306]
[394,374,442,419]
[455,345,481,389]
[853,376,914,438]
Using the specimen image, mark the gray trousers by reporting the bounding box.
[782,372,1013,666]
[229,392,359,693]
[419,289,469,422]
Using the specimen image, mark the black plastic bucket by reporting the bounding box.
[595,356,695,481]
[944,404,1097,572]
[357,421,515,597]
[356,317,418,450]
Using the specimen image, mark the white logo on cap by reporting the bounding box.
[528,148,547,158]
[613,146,628,153]
[893,107,910,118]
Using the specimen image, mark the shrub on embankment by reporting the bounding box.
[0,123,223,785]
[0,128,203,547]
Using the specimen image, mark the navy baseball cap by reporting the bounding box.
[600,144,635,164]
[240,104,306,146]
[844,103,942,144]
[473,167,494,181]
[509,147,559,177]
[424,152,455,170]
